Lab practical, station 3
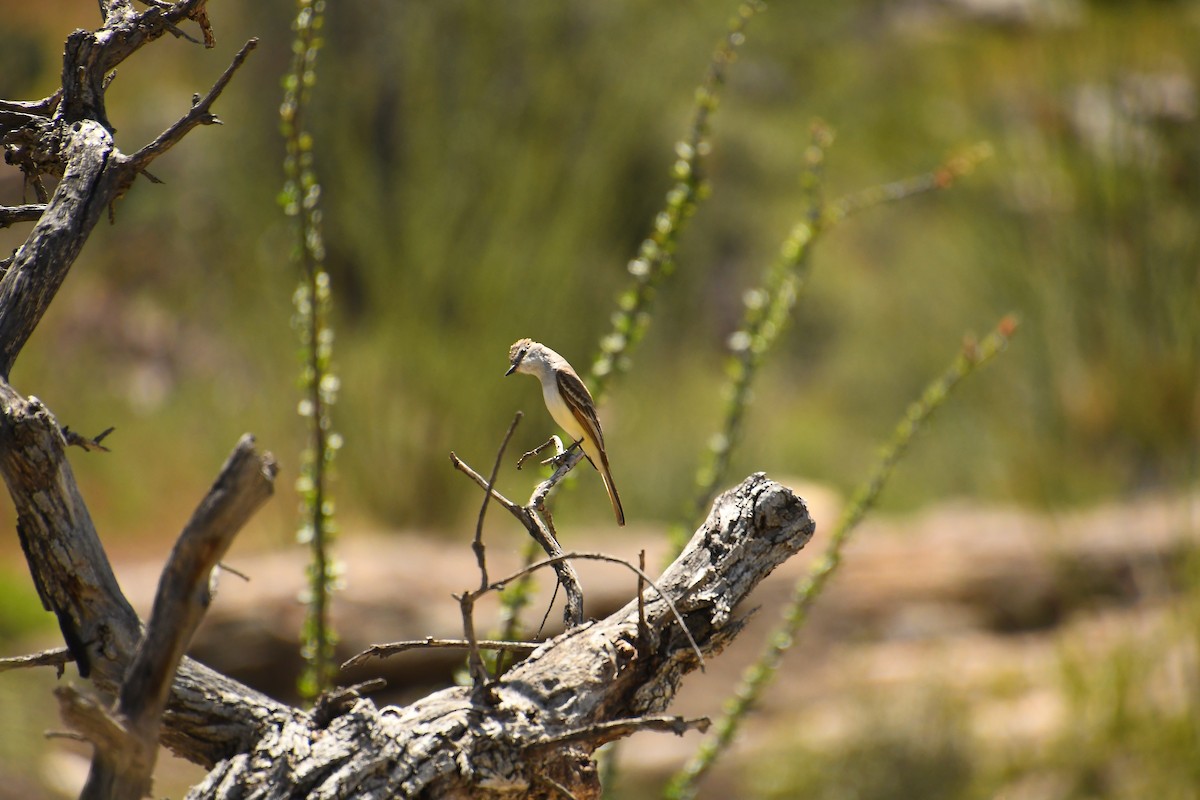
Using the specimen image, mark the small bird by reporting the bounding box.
[507,338,625,526]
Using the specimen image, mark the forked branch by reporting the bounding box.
[53,436,277,800]
[451,448,585,625]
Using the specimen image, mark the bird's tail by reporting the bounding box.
[597,454,625,526]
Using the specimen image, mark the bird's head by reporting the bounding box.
[506,338,535,376]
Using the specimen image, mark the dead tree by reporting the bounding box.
[0,4,816,798]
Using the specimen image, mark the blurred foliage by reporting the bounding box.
[668,316,1017,798]
[0,3,1198,798]
[739,573,1200,800]
[0,1,1195,539]
[1046,573,1200,799]
[748,692,978,800]
[0,569,51,641]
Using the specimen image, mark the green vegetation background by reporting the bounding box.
[2,1,1195,544]
[0,2,1198,799]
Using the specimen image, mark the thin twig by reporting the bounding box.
[535,774,579,800]
[637,550,647,647]
[454,589,490,688]
[0,204,46,229]
[341,638,539,670]
[535,581,560,641]
[216,561,250,582]
[474,412,522,590]
[530,448,585,514]
[62,425,114,452]
[450,546,701,684]
[489,552,705,672]
[451,451,585,625]
[450,453,525,516]
[516,435,561,470]
[0,647,72,675]
[126,38,258,173]
[529,715,710,752]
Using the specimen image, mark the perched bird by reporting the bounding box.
[506,338,625,526]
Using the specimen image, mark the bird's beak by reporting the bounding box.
[505,362,518,376]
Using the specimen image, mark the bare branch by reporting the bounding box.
[62,425,114,452]
[452,450,585,625]
[0,94,61,117]
[528,715,711,752]
[127,38,258,174]
[454,588,491,689]
[55,686,130,763]
[0,646,72,675]
[120,437,276,719]
[530,448,586,514]
[0,204,46,229]
[473,412,523,590]
[0,1,302,777]
[71,435,276,799]
[1,378,292,766]
[487,551,706,672]
[451,451,524,515]
[0,124,117,378]
[637,550,648,648]
[189,474,816,797]
[342,638,540,670]
[516,435,562,470]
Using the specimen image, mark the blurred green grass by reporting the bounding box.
[2,1,1195,541]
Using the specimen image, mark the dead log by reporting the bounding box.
[188,474,814,799]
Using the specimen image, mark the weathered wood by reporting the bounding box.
[0,379,295,767]
[0,0,244,379]
[69,436,278,800]
[0,0,291,777]
[0,203,46,228]
[0,123,123,377]
[0,382,141,679]
[187,474,815,799]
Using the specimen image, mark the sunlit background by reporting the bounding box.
[1,1,1197,798]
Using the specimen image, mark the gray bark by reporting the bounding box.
[189,474,814,799]
[0,0,293,774]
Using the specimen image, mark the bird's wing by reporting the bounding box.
[556,366,605,451]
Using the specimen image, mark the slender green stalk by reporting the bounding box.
[671,124,832,551]
[663,315,1019,799]
[587,0,766,401]
[281,0,340,702]
[492,3,765,665]
[672,142,993,553]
